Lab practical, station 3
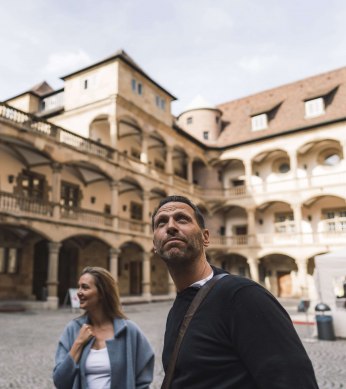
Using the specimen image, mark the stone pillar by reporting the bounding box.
[109,119,118,149]
[293,203,302,239]
[140,132,149,164]
[289,150,298,179]
[247,257,259,282]
[247,208,256,235]
[46,241,61,309]
[296,258,308,298]
[187,156,193,184]
[52,163,62,219]
[110,180,119,229]
[244,159,252,188]
[142,251,151,300]
[143,191,150,235]
[165,146,173,185]
[109,248,120,282]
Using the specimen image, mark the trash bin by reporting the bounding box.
[315,303,335,341]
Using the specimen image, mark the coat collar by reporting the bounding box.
[74,315,127,337]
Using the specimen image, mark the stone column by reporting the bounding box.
[244,159,252,188]
[143,191,150,235]
[296,258,308,298]
[165,146,174,186]
[187,156,193,184]
[142,251,151,300]
[110,180,119,229]
[293,203,302,242]
[247,208,256,235]
[247,257,259,282]
[109,248,120,282]
[51,163,62,219]
[46,241,61,309]
[109,96,118,149]
[289,150,298,179]
[140,132,149,165]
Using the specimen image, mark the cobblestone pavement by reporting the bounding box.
[0,300,345,388]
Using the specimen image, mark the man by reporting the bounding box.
[152,195,319,389]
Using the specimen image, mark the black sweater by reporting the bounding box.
[162,267,319,389]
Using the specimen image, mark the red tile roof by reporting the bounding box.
[215,66,346,147]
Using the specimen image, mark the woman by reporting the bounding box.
[53,266,154,389]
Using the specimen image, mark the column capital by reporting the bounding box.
[51,163,62,173]
[109,247,121,256]
[48,241,61,254]
[110,180,119,188]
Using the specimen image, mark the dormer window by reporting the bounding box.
[305,97,325,118]
[187,117,193,124]
[251,113,268,131]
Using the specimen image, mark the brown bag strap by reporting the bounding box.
[161,273,228,389]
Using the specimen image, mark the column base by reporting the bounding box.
[45,296,59,310]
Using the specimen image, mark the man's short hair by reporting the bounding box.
[151,195,206,230]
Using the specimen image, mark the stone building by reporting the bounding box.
[1,50,345,308]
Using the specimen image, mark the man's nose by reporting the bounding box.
[166,218,178,232]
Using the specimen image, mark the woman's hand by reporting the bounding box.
[69,324,94,363]
[77,324,94,345]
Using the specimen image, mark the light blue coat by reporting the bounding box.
[53,315,154,389]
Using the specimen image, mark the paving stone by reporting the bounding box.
[0,301,345,388]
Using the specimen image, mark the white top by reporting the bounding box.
[85,347,111,389]
[189,270,214,288]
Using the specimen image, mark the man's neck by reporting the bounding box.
[168,260,213,292]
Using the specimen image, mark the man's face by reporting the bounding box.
[152,202,209,265]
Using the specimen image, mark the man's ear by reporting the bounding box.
[202,229,210,247]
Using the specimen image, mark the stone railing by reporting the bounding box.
[118,217,146,233]
[0,102,114,159]
[0,191,53,216]
[60,207,113,226]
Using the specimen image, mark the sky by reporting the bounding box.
[1,0,346,116]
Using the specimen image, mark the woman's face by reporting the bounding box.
[77,273,100,311]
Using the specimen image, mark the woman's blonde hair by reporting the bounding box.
[81,266,127,320]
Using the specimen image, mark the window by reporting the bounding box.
[305,97,325,118]
[84,79,88,89]
[323,209,346,232]
[130,202,143,220]
[155,96,166,110]
[279,162,290,173]
[0,247,19,274]
[273,158,290,174]
[324,153,341,166]
[274,213,295,233]
[251,114,268,131]
[60,181,80,209]
[20,171,45,200]
[187,117,193,124]
[203,131,209,140]
[131,79,137,92]
[137,83,143,95]
[131,79,143,95]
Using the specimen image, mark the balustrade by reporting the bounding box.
[60,207,113,226]
[0,191,53,216]
[0,102,114,159]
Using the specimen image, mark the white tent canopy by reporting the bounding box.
[314,250,346,337]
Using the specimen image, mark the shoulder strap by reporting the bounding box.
[161,273,228,389]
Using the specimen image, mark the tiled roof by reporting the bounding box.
[215,66,346,147]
